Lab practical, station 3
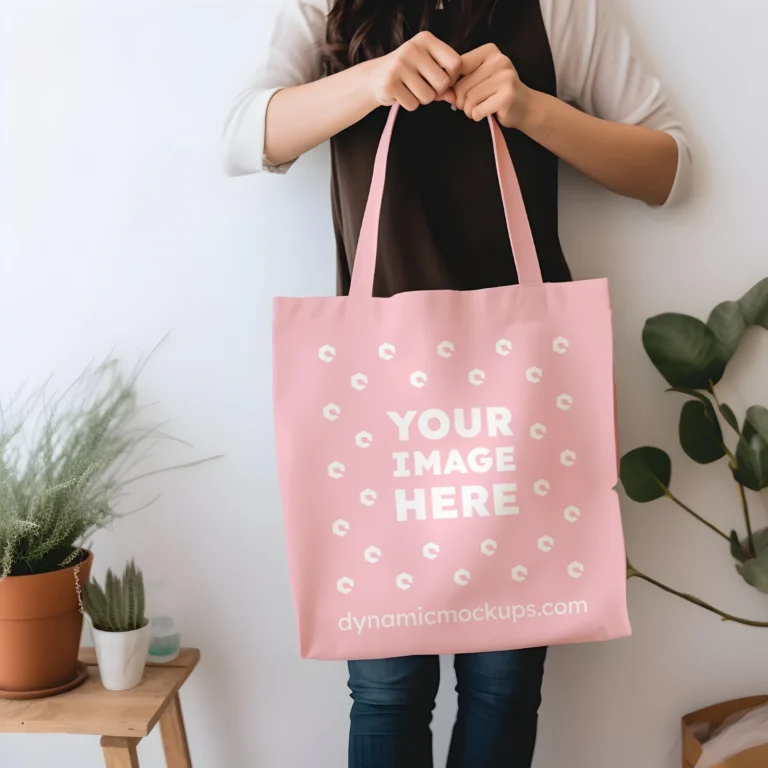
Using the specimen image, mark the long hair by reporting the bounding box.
[326,0,498,72]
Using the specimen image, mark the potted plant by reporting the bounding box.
[0,350,218,699]
[84,560,151,691]
[620,277,768,625]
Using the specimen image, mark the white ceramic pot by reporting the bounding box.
[90,621,151,691]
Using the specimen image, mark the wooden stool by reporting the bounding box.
[0,647,200,767]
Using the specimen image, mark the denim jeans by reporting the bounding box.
[347,647,547,768]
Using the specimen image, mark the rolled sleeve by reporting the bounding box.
[543,0,692,206]
[221,0,327,176]
[660,127,692,208]
[223,87,292,176]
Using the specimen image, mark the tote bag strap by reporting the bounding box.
[349,103,544,299]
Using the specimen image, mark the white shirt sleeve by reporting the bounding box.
[540,0,691,206]
[221,0,328,176]
[223,0,691,206]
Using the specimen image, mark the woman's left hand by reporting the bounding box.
[454,44,535,129]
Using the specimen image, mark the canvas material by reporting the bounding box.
[273,106,631,660]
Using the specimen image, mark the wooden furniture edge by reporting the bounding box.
[101,736,141,768]
[84,647,200,737]
[79,647,200,670]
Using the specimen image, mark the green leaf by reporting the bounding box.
[620,447,672,503]
[733,408,768,491]
[746,405,768,445]
[738,277,768,330]
[642,314,726,388]
[749,526,768,556]
[707,300,747,365]
[679,399,726,464]
[737,548,768,594]
[667,388,740,439]
[730,530,749,563]
[717,402,740,433]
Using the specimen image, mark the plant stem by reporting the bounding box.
[664,489,730,542]
[708,385,739,463]
[709,383,754,553]
[738,484,756,556]
[627,565,768,628]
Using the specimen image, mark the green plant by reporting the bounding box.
[621,277,768,626]
[84,560,146,632]
[0,345,220,580]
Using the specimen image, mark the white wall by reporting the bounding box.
[2,1,767,766]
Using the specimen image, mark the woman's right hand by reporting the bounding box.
[259,33,460,169]
[368,32,462,111]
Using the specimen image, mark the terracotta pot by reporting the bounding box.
[0,550,93,697]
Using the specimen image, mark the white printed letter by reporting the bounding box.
[432,487,458,519]
[454,408,482,438]
[443,449,469,475]
[418,409,451,440]
[414,450,441,476]
[387,410,418,441]
[496,446,516,472]
[461,486,490,517]
[391,452,411,478]
[395,488,427,522]
[467,448,493,473]
[494,483,519,516]
[488,407,513,437]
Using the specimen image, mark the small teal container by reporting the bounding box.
[146,580,181,663]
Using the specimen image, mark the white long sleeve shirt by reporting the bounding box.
[223,0,691,205]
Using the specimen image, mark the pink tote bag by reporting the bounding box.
[273,106,631,660]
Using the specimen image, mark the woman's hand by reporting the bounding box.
[453,43,677,205]
[369,32,462,112]
[454,44,536,129]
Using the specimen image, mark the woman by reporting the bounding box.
[223,0,690,765]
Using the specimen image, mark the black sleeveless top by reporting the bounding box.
[329,0,570,299]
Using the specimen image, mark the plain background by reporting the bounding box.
[2,0,768,766]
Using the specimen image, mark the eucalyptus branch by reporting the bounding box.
[708,384,756,553]
[723,444,738,466]
[663,489,730,541]
[627,564,768,628]
[708,384,741,437]
[737,484,756,557]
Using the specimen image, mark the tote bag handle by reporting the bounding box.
[349,104,544,298]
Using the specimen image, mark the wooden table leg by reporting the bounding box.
[101,736,141,768]
[160,693,192,768]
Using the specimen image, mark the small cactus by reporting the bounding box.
[84,559,147,632]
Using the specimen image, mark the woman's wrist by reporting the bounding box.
[356,58,388,111]
[516,88,554,136]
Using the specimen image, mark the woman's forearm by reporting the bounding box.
[265,32,464,168]
[265,61,380,168]
[521,90,679,206]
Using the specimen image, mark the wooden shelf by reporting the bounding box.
[0,647,199,767]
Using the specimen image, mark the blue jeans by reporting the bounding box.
[347,648,547,768]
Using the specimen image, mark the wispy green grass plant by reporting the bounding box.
[0,346,219,579]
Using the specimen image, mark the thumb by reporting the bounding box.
[437,88,456,105]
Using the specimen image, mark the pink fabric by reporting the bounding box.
[273,106,631,660]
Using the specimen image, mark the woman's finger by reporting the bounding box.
[469,91,508,122]
[421,35,463,82]
[391,81,421,112]
[459,44,496,77]
[463,77,498,120]
[401,67,437,105]
[436,88,456,105]
[413,49,456,98]
[453,58,495,111]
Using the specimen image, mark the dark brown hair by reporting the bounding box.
[326,0,498,71]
